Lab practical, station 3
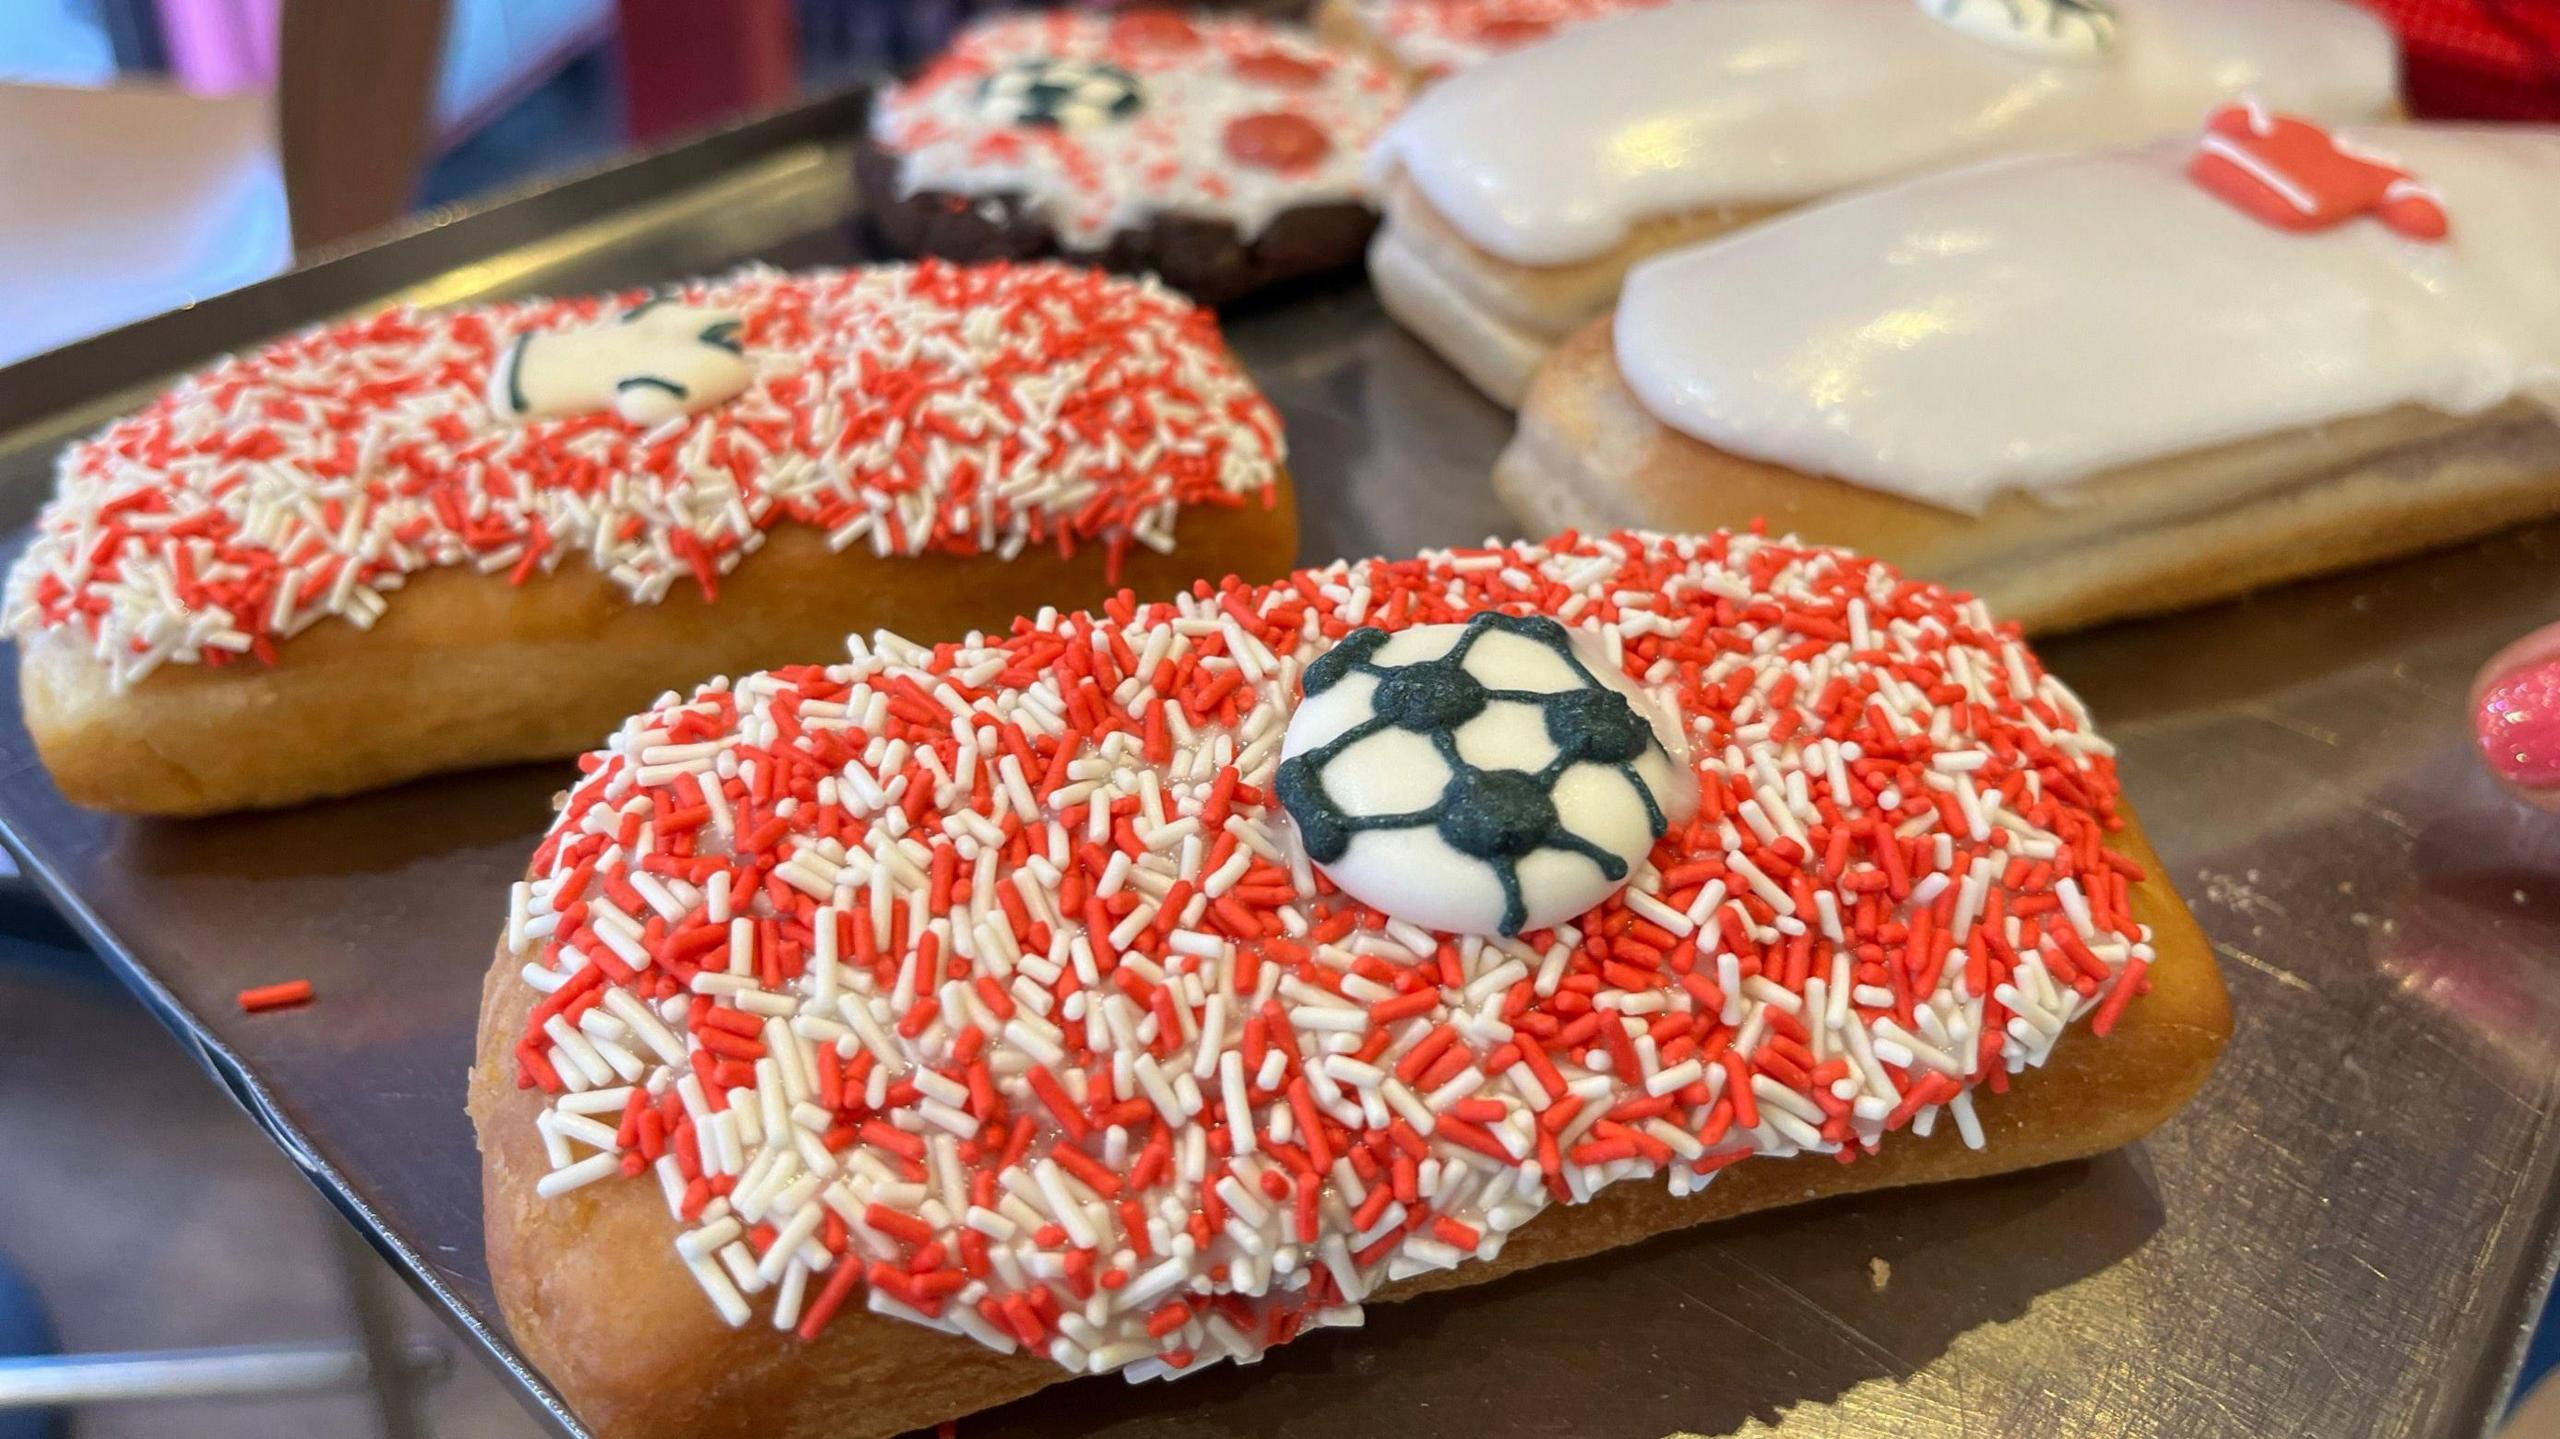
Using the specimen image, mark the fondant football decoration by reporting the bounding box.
[1276,612,1696,936]
[1917,0,2117,61]
[486,298,751,427]
[974,56,1146,130]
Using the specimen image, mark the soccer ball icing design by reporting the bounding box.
[1276,612,1697,936]
[486,298,752,427]
[1916,0,2117,61]
[975,57,1148,130]
[872,10,1405,248]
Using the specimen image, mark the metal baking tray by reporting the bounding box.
[6,88,2560,1439]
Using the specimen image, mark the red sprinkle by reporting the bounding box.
[237,980,314,1013]
[1222,112,1332,174]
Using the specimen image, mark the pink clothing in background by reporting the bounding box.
[155,0,280,97]
[152,0,609,143]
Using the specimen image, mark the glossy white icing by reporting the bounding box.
[1278,615,1694,936]
[1613,126,2560,512]
[487,302,751,427]
[1370,0,2397,266]
[1919,0,2117,61]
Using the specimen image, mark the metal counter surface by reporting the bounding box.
[0,94,2554,1439]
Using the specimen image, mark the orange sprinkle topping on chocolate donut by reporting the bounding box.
[1473,15,1554,45]
[1223,111,1333,173]
[872,12,1402,250]
[1108,8,1201,50]
[1231,48,1331,88]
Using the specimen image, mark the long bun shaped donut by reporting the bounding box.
[5,262,1298,814]
[469,527,2224,1439]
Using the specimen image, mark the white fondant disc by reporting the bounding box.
[1278,617,1697,936]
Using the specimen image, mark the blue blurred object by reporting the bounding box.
[0,914,98,1439]
[0,907,98,986]
[0,1250,65,1439]
[2522,1292,2560,1411]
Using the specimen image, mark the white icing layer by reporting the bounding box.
[1614,125,2560,512]
[1370,0,2397,266]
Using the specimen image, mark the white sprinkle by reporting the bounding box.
[536,1152,620,1198]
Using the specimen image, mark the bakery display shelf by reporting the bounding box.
[2,88,2559,1439]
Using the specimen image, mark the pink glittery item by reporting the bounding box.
[2477,657,2560,788]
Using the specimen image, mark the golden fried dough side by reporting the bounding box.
[1369,174,1780,405]
[22,488,1298,816]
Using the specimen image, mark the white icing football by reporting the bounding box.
[488,300,751,427]
[1917,0,2116,61]
[1276,614,1697,937]
[975,57,1146,130]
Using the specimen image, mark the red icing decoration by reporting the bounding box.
[2187,102,2450,242]
[1222,111,1333,174]
[1108,9,1201,50]
[1232,48,1331,89]
[1473,15,1555,46]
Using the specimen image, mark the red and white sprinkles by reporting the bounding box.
[873,11,1404,249]
[504,529,2158,1377]
[1353,0,1665,79]
[3,262,1283,690]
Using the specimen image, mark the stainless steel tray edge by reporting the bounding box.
[2,81,2559,1439]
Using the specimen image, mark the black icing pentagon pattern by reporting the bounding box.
[1275,612,1677,936]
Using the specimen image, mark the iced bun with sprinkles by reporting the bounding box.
[3,261,1300,815]
[475,526,2215,1433]
[859,10,1407,303]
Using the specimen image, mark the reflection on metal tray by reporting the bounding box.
[2,90,2558,1439]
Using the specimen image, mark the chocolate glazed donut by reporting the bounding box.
[854,10,1399,305]
[857,137,1376,305]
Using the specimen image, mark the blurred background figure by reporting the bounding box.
[3,0,558,365]
[0,0,898,369]
[0,0,1339,368]
[0,0,2553,367]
